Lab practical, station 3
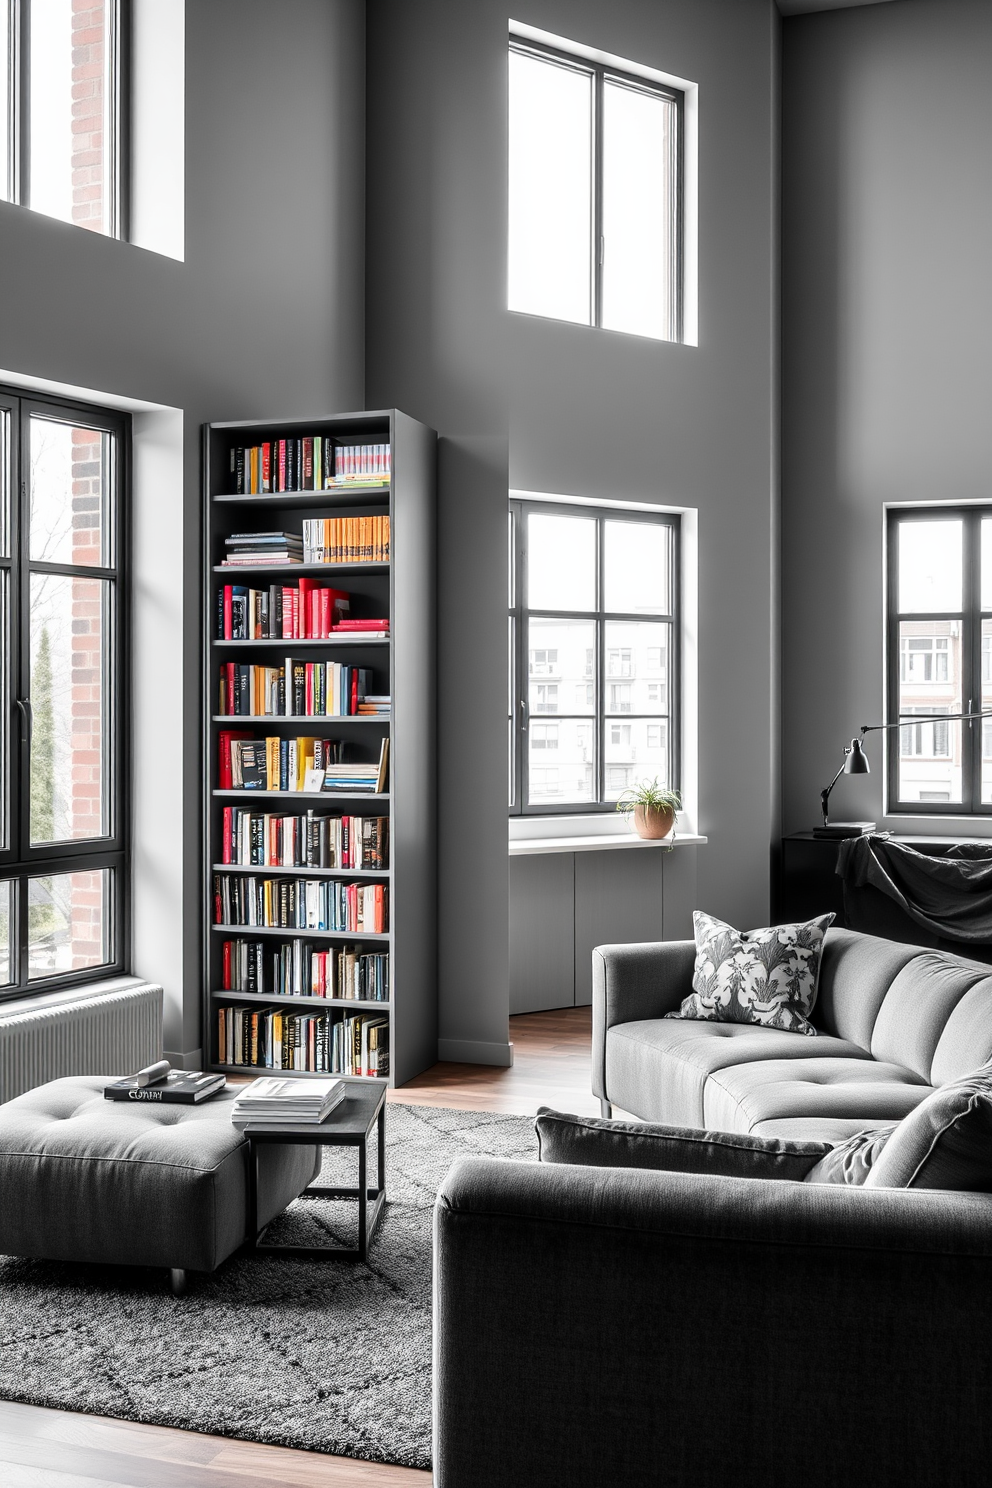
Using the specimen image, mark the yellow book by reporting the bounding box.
[265,736,280,791]
[296,737,317,791]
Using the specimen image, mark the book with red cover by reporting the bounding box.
[218,730,251,789]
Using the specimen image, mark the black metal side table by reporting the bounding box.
[245,1080,387,1262]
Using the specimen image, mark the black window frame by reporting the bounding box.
[4,0,130,240]
[509,499,681,817]
[886,505,992,817]
[508,34,685,344]
[0,384,130,1000]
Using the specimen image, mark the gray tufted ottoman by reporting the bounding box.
[0,1076,320,1292]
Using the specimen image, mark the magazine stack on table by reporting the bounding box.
[231,1076,346,1133]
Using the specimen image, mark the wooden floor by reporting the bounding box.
[0,1006,597,1487]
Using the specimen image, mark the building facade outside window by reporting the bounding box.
[0,386,128,997]
[509,500,679,814]
[508,33,683,341]
[1,0,128,237]
[887,507,992,812]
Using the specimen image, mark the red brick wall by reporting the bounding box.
[71,0,107,234]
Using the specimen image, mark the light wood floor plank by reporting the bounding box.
[0,1006,594,1486]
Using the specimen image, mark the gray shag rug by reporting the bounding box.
[0,1102,538,1470]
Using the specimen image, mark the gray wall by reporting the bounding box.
[782,0,992,836]
[367,0,780,1050]
[0,0,366,1058]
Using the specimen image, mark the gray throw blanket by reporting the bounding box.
[837,835,992,943]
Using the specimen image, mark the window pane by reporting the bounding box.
[604,622,668,714]
[528,718,594,804]
[28,867,111,980]
[0,1,10,203]
[30,572,111,843]
[604,520,670,614]
[527,513,595,610]
[30,418,112,567]
[0,880,10,985]
[982,519,992,612]
[30,0,112,233]
[601,79,676,340]
[983,618,992,804]
[527,619,595,715]
[897,620,962,803]
[508,49,592,325]
[604,718,669,801]
[897,520,963,613]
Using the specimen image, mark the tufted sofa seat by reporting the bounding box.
[593,927,992,1141]
[0,1076,319,1280]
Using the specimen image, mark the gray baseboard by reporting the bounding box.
[437,1038,514,1068]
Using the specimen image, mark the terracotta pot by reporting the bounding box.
[632,802,676,841]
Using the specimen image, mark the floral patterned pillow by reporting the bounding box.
[666,910,836,1036]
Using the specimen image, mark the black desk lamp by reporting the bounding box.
[815,707,992,838]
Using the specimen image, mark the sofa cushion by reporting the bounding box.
[803,1126,897,1185]
[931,976,992,1086]
[750,1115,901,1144]
[535,1107,832,1180]
[869,952,988,1083]
[813,928,921,1048]
[666,911,834,1037]
[702,1057,931,1137]
[865,1065,992,1191]
[605,1019,873,1127]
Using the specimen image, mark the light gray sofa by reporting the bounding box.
[433,927,992,1487]
[592,926,992,1138]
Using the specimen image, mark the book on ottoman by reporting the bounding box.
[104,1070,227,1104]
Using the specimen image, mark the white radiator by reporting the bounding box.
[0,979,164,1103]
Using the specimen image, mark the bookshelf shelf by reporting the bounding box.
[215,637,389,648]
[211,990,390,1011]
[212,923,389,943]
[215,1064,382,1084]
[213,562,389,576]
[212,715,388,725]
[204,410,437,1086]
[212,790,390,802]
[212,863,389,879]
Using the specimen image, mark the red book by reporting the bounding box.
[218,730,251,789]
[319,589,331,638]
[332,619,389,631]
[222,940,232,991]
[298,578,317,639]
[223,585,233,640]
[261,442,272,493]
[350,671,359,713]
[278,439,287,492]
[222,807,233,863]
[225,661,237,715]
[281,586,292,640]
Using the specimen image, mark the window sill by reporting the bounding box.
[509,831,706,856]
[0,974,161,1020]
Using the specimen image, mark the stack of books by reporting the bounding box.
[222,532,304,566]
[231,1075,346,1131]
[331,618,390,638]
[323,739,389,793]
[357,694,391,717]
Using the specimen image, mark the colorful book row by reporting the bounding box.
[214,874,388,935]
[302,516,389,564]
[218,662,380,718]
[229,439,390,495]
[221,809,388,870]
[217,1004,389,1076]
[220,938,389,1001]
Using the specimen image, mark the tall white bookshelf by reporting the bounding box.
[201,410,437,1086]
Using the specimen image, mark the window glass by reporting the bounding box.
[30,419,111,566]
[508,49,592,325]
[28,867,112,980]
[604,520,670,614]
[527,513,596,611]
[30,0,112,233]
[0,881,10,985]
[982,519,992,612]
[897,620,962,804]
[601,79,677,339]
[0,1,10,203]
[528,719,594,805]
[898,520,962,613]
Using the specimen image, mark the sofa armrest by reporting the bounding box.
[591,939,695,1098]
[434,1157,992,1488]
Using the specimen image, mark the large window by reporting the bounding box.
[508,35,683,341]
[887,507,992,813]
[0,388,128,997]
[1,0,127,236]
[509,501,679,813]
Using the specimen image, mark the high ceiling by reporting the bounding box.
[778,0,896,15]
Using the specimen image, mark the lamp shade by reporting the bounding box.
[844,738,870,775]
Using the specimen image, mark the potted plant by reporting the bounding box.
[616,779,682,846]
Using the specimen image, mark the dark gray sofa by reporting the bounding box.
[432,928,992,1486]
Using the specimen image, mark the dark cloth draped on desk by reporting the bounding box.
[837,836,992,944]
